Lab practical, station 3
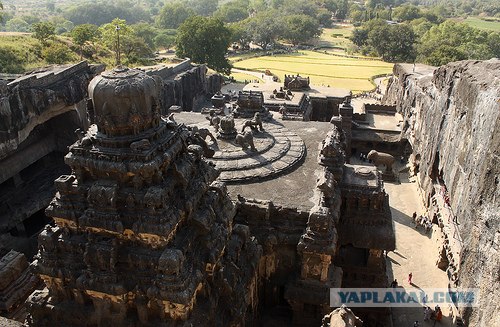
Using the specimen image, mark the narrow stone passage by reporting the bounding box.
[384,174,454,327]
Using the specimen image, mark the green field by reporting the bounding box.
[313,25,354,49]
[462,17,500,32]
[230,72,264,83]
[232,50,393,92]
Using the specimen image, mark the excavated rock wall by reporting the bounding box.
[0,62,103,165]
[147,63,223,112]
[384,60,499,326]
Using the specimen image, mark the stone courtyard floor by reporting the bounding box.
[384,174,454,327]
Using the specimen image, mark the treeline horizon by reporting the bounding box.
[0,0,499,74]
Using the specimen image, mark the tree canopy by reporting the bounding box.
[99,18,153,66]
[156,2,195,29]
[63,2,149,26]
[176,16,232,74]
[282,14,321,45]
[215,0,249,23]
[246,10,283,50]
[31,22,56,45]
[72,24,100,59]
[418,20,496,65]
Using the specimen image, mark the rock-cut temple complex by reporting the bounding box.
[0,57,498,327]
[18,65,395,327]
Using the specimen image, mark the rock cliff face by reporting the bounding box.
[384,60,499,326]
[145,60,223,112]
[0,62,103,164]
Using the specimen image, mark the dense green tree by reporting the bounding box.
[282,14,322,45]
[215,0,249,23]
[246,10,283,50]
[154,31,176,50]
[316,8,333,27]
[64,2,149,26]
[229,20,252,49]
[249,0,267,13]
[352,20,416,62]
[368,23,416,62]
[99,18,131,51]
[186,0,218,17]
[156,2,194,29]
[5,17,30,32]
[418,20,496,66]
[50,16,74,34]
[31,22,56,45]
[350,27,369,46]
[42,42,73,64]
[176,16,232,74]
[282,0,319,17]
[21,15,40,25]
[487,32,500,58]
[335,0,349,19]
[410,18,434,38]
[131,23,157,49]
[72,24,99,58]
[393,4,422,22]
[0,47,25,73]
[46,1,56,12]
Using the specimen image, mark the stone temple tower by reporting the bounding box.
[27,67,261,326]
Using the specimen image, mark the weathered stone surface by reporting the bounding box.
[27,67,259,326]
[145,61,223,113]
[384,59,500,326]
[0,62,104,180]
[0,250,39,312]
[0,60,223,262]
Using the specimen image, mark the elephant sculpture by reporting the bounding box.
[367,150,395,172]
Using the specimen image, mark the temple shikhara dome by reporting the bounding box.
[89,67,161,136]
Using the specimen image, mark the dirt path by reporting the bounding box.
[384,175,454,327]
[0,32,30,36]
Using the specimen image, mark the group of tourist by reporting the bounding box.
[412,212,433,234]
[413,305,443,326]
[425,305,443,324]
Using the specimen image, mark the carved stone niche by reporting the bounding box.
[88,67,161,137]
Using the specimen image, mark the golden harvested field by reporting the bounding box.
[230,72,264,83]
[232,50,393,92]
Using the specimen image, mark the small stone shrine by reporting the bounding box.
[284,74,310,90]
[232,90,272,119]
[27,67,261,326]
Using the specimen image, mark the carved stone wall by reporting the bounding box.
[383,59,500,326]
[146,63,223,113]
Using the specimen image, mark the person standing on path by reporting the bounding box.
[408,272,413,284]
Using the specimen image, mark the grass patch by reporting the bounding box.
[314,25,354,49]
[462,17,500,32]
[233,50,392,92]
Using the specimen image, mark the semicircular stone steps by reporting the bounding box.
[207,121,306,184]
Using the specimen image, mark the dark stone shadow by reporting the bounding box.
[388,256,400,266]
[390,206,432,239]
